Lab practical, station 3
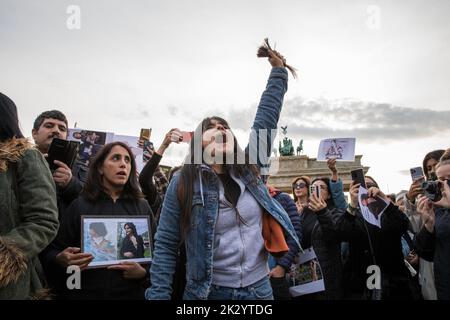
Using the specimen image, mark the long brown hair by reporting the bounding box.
[177,116,260,238]
[83,141,144,201]
[422,149,445,179]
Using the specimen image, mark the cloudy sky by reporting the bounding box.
[1,0,449,193]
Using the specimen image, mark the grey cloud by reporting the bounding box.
[224,97,450,141]
[223,105,256,131]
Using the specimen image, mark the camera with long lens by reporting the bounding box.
[421,180,442,202]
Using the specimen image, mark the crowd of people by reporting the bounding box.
[1,49,449,300]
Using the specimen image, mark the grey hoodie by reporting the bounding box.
[212,172,268,288]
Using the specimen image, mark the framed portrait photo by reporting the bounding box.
[81,215,152,268]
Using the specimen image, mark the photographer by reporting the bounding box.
[399,150,445,300]
[414,149,450,300]
[405,150,445,208]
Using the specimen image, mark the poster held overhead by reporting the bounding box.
[317,138,355,161]
[68,128,114,166]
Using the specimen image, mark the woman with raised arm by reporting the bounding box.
[147,49,300,300]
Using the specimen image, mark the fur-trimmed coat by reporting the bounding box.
[0,138,59,299]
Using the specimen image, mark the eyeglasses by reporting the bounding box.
[293,182,307,189]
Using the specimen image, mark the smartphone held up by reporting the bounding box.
[46,138,80,171]
[410,167,425,183]
[309,185,321,199]
[351,168,366,189]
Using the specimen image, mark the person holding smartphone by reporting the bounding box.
[32,110,89,297]
[298,177,344,300]
[399,151,445,300]
[32,110,88,201]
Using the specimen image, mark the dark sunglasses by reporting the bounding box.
[293,182,307,189]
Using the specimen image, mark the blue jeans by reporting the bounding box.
[207,277,274,300]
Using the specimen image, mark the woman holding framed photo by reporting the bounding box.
[46,141,156,299]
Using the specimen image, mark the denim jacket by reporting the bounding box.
[147,67,300,300]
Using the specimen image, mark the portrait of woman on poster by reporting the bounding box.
[120,222,145,259]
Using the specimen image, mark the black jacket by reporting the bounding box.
[301,207,344,300]
[39,160,87,291]
[56,160,88,219]
[47,193,156,300]
[139,153,163,215]
[414,208,450,300]
[120,235,145,259]
[336,203,412,299]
